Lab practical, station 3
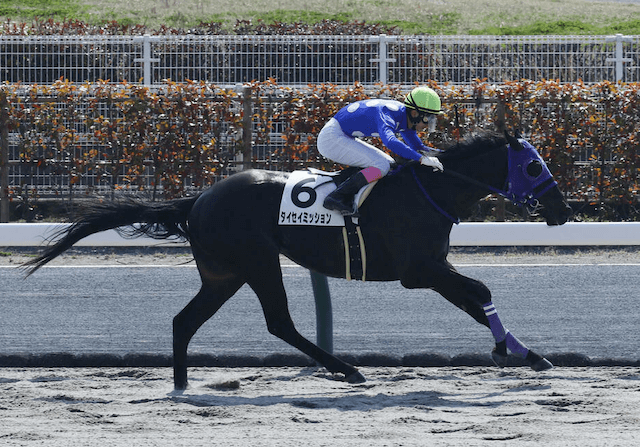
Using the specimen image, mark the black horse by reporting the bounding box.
[24,130,572,390]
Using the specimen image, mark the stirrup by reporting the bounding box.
[339,207,360,217]
[323,195,358,216]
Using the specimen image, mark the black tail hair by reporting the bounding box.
[23,195,199,276]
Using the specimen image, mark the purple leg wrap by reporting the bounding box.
[505,332,529,358]
[483,302,529,358]
[483,302,506,342]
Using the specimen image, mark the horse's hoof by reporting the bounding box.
[491,349,508,368]
[530,357,553,372]
[345,371,366,384]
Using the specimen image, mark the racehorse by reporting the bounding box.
[24,130,572,390]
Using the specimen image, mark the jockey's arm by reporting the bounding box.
[402,129,440,154]
[378,117,443,171]
[404,131,444,170]
[380,131,421,161]
[377,116,423,162]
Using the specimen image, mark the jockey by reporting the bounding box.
[317,86,445,216]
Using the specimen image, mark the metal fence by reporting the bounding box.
[1,34,639,86]
[2,34,639,221]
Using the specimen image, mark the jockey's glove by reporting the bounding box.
[420,155,444,172]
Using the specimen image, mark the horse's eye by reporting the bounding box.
[526,160,543,178]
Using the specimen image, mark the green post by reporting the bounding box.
[310,270,333,354]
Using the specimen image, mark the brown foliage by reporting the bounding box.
[1,80,638,220]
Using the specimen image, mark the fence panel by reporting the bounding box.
[0,36,144,84]
[2,34,639,86]
[390,35,638,84]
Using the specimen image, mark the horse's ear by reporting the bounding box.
[504,130,524,151]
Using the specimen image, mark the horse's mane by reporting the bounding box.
[437,130,507,162]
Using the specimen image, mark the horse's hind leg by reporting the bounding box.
[173,278,244,390]
[247,255,365,383]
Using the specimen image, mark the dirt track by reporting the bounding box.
[1,366,639,446]
[1,246,638,445]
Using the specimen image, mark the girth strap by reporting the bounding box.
[342,217,366,281]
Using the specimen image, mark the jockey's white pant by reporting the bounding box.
[317,118,395,176]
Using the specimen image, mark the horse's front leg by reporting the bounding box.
[480,302,552,371]
[400,260,552,371]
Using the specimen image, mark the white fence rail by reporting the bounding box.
[1,222,639,247]
[1,34,639,86]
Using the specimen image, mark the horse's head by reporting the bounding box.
[420,130,572,225]
[503,133,572,226]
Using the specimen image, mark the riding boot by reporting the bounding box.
[323,171,370,216]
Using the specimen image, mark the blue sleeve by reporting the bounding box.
[376,112,424,162]
[402,130,431,153]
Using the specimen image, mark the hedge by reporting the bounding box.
[0,17,400,36]
[0,79,638,221]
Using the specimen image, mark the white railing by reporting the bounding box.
[1,34,638,86]
[2,222,640,247]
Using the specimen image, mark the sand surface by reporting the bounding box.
[1,366,639,446]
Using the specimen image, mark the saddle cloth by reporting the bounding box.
[278,168,377,227]
[279,168,375,281]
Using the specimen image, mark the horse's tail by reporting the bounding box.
[23,195,199,276]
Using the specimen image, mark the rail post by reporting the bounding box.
[241,86,253,170]
[310,271,333,354]
[134,35,160,86]
[494,99,507,221]
[370,34,397,85]
[0,92,9,223]
[606,34,633,82]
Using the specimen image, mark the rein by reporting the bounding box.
[407,140,559,223]
[441,168,506,197]
[409,167,460,224]
[438,167,547,215]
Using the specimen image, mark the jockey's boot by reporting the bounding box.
[323,171,369,216]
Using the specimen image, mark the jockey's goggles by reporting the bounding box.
[421,113,438,132]
[421,113,437,124]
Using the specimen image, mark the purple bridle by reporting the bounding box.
[411,138,558,223]
[501,139,558,208]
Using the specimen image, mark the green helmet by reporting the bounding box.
[404,86,443,115]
